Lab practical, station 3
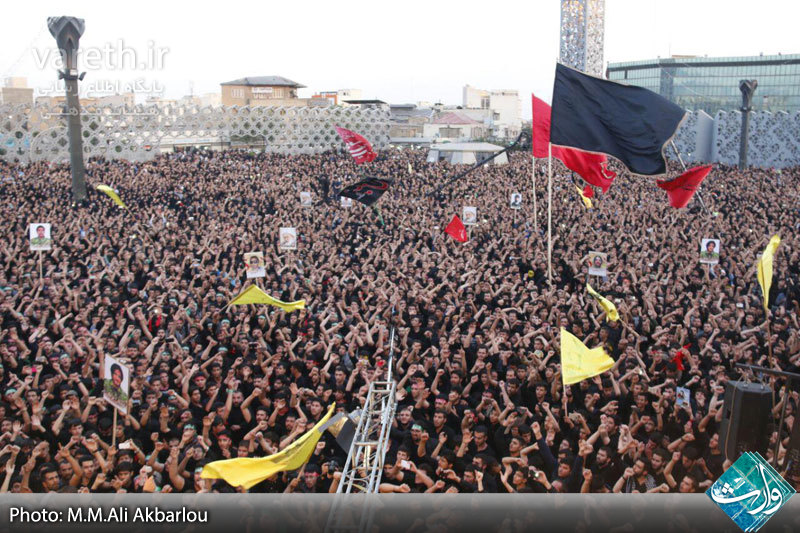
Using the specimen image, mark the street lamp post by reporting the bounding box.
[738,79,758,170]
[47,16,88,202]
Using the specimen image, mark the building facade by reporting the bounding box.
[607,54,800,114]
[389,104,435,138]
[311,89,363,106]
[462,85,521,139]
[221,76,306,106]
[422,112,486,141]
[1,77,33,106]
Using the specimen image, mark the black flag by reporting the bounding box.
[550,63,686,176]
[340,177,391,206]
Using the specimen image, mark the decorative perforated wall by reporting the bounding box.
[711,110,800,168]
[559,0,605,77]
[0,104,391,164]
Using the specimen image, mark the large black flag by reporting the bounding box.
[340,177,391,206]
[550,63,687,176]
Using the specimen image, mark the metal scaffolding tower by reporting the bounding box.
[325,326,397,533]
[337,323,397,494]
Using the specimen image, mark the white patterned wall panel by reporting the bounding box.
[671,110,698,163]
[710,110,800,168]
[560,0,605,77]
[0,104,390,163]
[667,109,800,168]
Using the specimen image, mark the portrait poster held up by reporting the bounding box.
[300,191,312,207]
[244,252,266,279]
[340,196,353,208]
[103,354,130,445]
[509,193,522,210]
[700,238,721,264]
[587,251,608,277]
[29,223,52,251]
[29,223,52,279]
[462,206,477,226]
[279,227,298,251]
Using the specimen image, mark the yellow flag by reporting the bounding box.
[756,235,781,311]
[575,186,592,209]
[201,404,334,489]
[95,185,127,208]
[227,285,305,312]
[586,283,619,322]
[560,328,614,385]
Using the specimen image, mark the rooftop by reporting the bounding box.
[608,54,800,70]
[221,76,306,88]
[432,112,482,125]
[343,99,387,105]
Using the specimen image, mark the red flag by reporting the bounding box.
[582,185,594,198]
[531,94,552,159]
[335,126,376,164]
[532,95,617,193]
[672,343,691,371]
[445,215,468,243]
[656,165,712,208]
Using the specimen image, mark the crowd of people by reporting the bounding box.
[0,146,798,494]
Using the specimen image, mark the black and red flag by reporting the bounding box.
[550,63,687,176]
[340,177,391,206]
[532,95,617,193]
[335,126,377,164]
[445,215,468,243]
[657,165,713,208]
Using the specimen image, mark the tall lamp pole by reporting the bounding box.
[738,79,758,170]
[47,16,88,202]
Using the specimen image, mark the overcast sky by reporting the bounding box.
[2,0,799,116]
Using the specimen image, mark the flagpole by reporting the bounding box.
[765,310,775,371]
[547,143,553,285]
[112,407,118,448]
[670,140,709,214]
[531,156,538,236]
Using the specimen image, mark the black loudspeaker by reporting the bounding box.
[719,381,772,462]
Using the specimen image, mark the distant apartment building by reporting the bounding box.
[389,103,435,138]
[311,89,362,106]
[1,77,34,106]
[423,112,487,141]
[220,76,306,107]
[341,99,389,111]
[462,85,521,139]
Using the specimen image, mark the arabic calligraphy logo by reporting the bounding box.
[707,452,794,532]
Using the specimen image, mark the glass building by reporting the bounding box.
[606,55,800,114]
